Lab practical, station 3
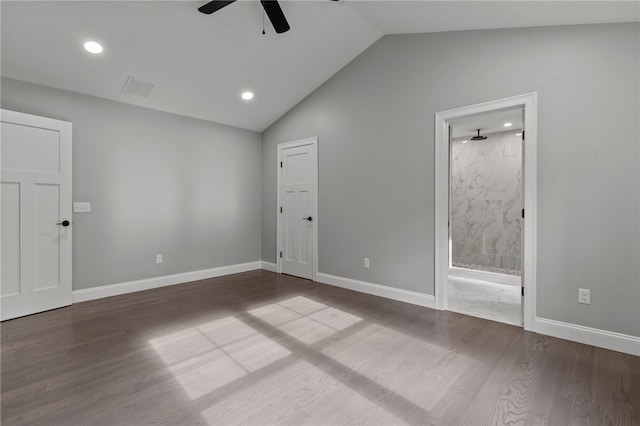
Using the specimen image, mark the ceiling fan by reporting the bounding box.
[198,0,338,34]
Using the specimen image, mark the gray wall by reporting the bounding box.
[2,77,262,290]
[262,23,640,337]
[451,131,523,274]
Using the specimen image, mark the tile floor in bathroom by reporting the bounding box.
[447,276,522,326]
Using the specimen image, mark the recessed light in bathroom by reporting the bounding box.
[83,41,103,54]
[241,91,254,101]
[504,122,513,127]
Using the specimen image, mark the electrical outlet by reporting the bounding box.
[156,254,163,264]
[364,258,370,269]
[578,288,590,304]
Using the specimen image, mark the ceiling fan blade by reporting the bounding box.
[260,0,290,34]
[198,0,237,15]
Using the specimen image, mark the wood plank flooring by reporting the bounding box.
[2,270,639,425]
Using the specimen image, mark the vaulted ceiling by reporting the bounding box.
[2,1,638,131]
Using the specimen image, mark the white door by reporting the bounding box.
[278,139,317,280]
[1,110,72,321]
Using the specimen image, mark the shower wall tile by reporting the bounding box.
[451,130,523,273]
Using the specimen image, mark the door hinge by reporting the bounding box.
[280,206,283,213]
[521,209,525,219]
[521,287,524,297]
[279,251,282,258]
[280,161,283,168]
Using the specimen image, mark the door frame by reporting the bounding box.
[434,93,538,331]
[276,137,318,281]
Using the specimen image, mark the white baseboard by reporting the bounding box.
[449,267,521,286]
[81,262,638,356]
[261,261,277,272]
[316,272,435,309]
[535,317,640,356]
[73,261,262,303]
[313,272,638,355]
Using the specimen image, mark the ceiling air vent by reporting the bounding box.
[121,76,155,97]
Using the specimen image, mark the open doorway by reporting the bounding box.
[435,93,538,331]
[447,108,523,326]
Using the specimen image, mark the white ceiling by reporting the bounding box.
[347,0,640,35]
[2,1,638,132]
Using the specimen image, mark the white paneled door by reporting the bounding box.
[279,139,317,280]
[1,110,72,321]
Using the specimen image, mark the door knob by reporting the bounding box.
[303,216,313,222]
[56,220,71,227]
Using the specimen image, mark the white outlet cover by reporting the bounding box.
[73,202,91,213]
[578,288,590,304]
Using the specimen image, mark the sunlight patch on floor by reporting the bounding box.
[322,323,476,412]
[247,303,301,326]
[200,360,407,425]
[249,296,363,345]
[150,316,291,399]
[168,348,247,400]
[276,316,337,345]
[150,297,365,407]
[278,296,328,315]
[149,327,216,365]
[309,306,361,330]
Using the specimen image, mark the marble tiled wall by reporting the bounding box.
[451,130,522,275]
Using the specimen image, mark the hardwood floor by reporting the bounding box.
[2,270,639,425]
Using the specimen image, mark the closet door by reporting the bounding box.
[1,109,72,320]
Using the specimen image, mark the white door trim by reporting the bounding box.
[276,137,318,281]
[434,93,538,331]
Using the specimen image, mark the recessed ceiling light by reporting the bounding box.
[241,91,254,101]
[462,140,469,144]
[504,122,513,127]
[84,41,103,54]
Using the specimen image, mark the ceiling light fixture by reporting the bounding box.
[471,129,487,141]
[241,91,254,101]
[504,122,513,127]
[83,41,103,54]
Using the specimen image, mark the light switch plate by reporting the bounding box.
[73,202,91,213]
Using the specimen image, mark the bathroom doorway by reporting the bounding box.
[434,93,538,331]
[447,108,523,325]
